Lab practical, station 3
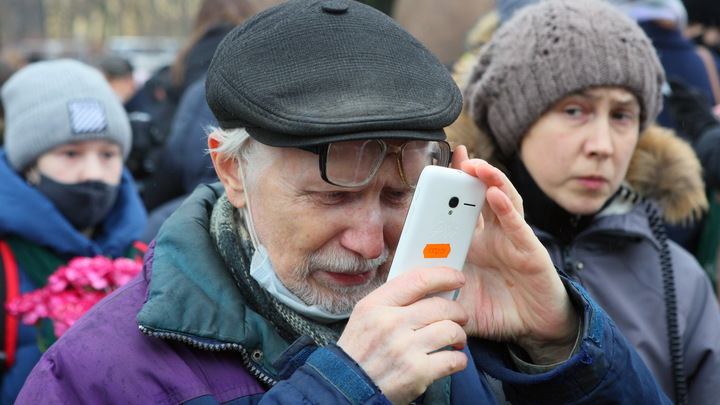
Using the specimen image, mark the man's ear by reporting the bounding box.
[209,133,247,209]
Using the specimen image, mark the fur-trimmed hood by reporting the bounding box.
[446,109,708,225]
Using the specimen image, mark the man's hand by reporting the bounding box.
[337,267,469,405]
[452,146,579,365]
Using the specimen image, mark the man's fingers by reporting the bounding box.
[414,319,468,353]
[451,145,469,168]
[460,159,524,216]
[484,186,543,254]
[424,345,469,377]
[405,296,469,329]
[376,267,465,307]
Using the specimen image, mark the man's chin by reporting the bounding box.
[298,278,385,315]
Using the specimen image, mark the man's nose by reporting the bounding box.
[339,203,386,259]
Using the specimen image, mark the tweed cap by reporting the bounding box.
[2,59,131,172]
[205,0,462,147]
[464,0,665,158]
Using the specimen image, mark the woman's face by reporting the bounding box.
[519,87,641,215]
[34,139,123,185]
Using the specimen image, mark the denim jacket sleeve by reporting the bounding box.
[266,335,392,405]
[467,277,672,405]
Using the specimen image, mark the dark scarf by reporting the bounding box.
[507,155,616,246]
[209,194,346,346]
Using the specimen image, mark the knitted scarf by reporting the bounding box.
[209,194,346,347]
[209,194,450,404]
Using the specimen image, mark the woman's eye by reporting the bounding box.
[612,110,636,122]
[62,150,79,158]
[563,106,584,117]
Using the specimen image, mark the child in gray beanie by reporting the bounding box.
[3,59,132,173]
[0,59,146,403]
[461,0,720,403]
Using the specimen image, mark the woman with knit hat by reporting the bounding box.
[0,59,147,403]
[460,0,720,403]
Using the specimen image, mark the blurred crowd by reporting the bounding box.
[1,0,720,404]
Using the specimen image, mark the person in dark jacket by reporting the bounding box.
[0,59,147,404]
[141,0,259,211]
[140,76,218,243]
[683,0,720,57]
[460,0,720,403]
[606,0,720,253]
[17,1,670,404]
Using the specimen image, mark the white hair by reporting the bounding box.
[206,126,280,248]
[206,126,276,191]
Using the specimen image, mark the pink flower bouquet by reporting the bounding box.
[6,255,142,338]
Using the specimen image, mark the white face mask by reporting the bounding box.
[249,243,351,324]
[239,164,351,324]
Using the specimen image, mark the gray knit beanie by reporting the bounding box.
[464,0,665,158]
[2,59,132,172]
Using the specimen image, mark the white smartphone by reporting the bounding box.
[387,165,487,300]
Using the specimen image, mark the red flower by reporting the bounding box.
[5,255,142,338]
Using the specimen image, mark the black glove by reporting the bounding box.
[666,77,719,143]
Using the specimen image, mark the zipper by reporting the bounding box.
[561,245,574,275]
[138,325,279,387]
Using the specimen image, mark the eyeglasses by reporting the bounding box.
[299,139,452,189]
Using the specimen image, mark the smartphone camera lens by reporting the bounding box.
[449,197,459,208]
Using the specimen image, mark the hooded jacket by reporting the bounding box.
[0,149,147,404]
[15,182,671,404]
[446,107,720,403]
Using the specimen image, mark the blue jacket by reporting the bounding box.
[0,149,147,404]
[637,22,720,252]
[16,183,670,404]
[639,22,719,131]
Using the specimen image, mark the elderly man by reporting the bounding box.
[17,1,669,404]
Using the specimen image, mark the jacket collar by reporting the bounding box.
[137,182,289,378]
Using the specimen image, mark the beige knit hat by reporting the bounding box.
[463,0,665,158]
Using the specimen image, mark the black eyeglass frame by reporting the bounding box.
[298,139,453,189]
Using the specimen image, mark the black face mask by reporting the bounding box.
[35,174,120,231]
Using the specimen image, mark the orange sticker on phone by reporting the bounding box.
[423,244,451,258]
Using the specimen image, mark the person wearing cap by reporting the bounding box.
[0,59,147,403]
[461,0,720,403]
[17,1,670,404]
[96,53,138,106]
